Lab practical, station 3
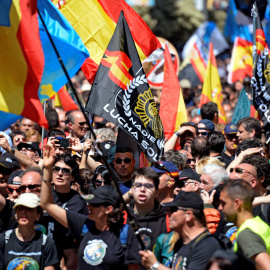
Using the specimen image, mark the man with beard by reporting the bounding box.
[165,122,196,152]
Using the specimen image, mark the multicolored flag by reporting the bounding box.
[251,3,270,143]
[199,43,227,124]
[53,86,79,111]
[228,37,253,84]
[85,11,164,162]
[53,0,161,83]
[160,43,187,140]
[0,0,48,128]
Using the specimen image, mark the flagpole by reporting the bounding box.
[41,100,46,157]
[37,9,146,250]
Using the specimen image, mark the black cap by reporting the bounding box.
[82,185,121,208]
[17,142,41,157]
[0,153,20,169]
[179,169,201,183]
[8,170,23,185]
[162,191,203,210]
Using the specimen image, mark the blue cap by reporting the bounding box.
[198,119,215,131]
[224,124,238,134]
[151,161,179,178]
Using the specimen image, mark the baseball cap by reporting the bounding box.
[17,142,41,157]
[179,168,201,183]
[0,153,20,169]
[13,193,40,209]
[162,190,203,210]
[180,79,191,89]
[198,119,215,131]
[82,185,121,208]
[151,161,179,178]
[224,124,238,134]
[8,170,23,185]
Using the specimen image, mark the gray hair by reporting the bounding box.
[95,128,116,142]
[202,164,228,187]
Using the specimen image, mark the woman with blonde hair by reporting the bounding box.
[196,156,225,175]
[26,129,42,143]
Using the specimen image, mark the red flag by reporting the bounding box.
[53,86,79,111]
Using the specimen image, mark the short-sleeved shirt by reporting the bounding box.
[171,231,221,270]
[0,229,58,269]
[66,210,140,270]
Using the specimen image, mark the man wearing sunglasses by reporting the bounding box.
[113,147,136,194]
[140,191,221,270]
[197,119,215,137]
[67,110,89,143]
[222,124,238,161]
[17,142,42,165]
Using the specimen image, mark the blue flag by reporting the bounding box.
[37,0,89,103]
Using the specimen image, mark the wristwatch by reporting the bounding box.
[150,262,160,270]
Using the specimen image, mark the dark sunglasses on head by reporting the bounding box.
[14,137,26,143]
[19,184,41,193]
[94,179,112,187]
[133,182,155,189]
[114,157,132,164]
[53,166,72,175]
[153,162,173,178]
[6,186,21,194]
[187,158,196,164]
[229,167,256,178]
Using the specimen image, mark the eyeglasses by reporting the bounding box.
[226,134,238,141]
[187,158,196,164]
[19,184,41,193]
[77,122,88,127]
[133,182,155,189]
[14,137,26,143]
[93,179,112,187]
[53,166,72,175]
[180,122,197,128]
[198,132,209,137]
[114,157,132,164]
[6,186,21,194]
[154,162,173,178]
[229,167,256,178]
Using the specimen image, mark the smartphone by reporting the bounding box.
[57,137,70,148]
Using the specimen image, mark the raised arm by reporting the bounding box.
[40,145,68,228]
[79,139,92,169]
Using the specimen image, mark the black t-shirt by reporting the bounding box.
[0,200,16,233]
[0,229,58,269]
[66,210,141,270]
[171,231,221,270]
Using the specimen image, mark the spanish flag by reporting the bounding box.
[53,0,161,83]
[160,43,187,140]
[199,43,227,124]
[0,0,48,128]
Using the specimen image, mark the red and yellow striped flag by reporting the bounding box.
[199,43,227,124]
[53,0,161,83]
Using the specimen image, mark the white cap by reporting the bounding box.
[13,193,40,209]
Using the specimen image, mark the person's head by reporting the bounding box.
[82,185,121,225]
[56,109,67,132]
[47,129,67,155]
[162,150,185,171]
[73,168,93,195]
[207,131,226,155]
[6,170,22,201]
[229,163,257,185]
[53,153,79,192]
[132,167,159,207]
[237,117,261,143]
[25,129,41,143]
[180,79,192,101]
[45,107,59,131]
[17,142,41,163]
[20,167,43,197]
[197,119,215,137]
[191,137,211,160]
[10,131,26,146]
[95,128,116,142]
[200,164,228,192]
[178,168,201,193]
[113,147,135,182]
[178,149,195,170]
[0,153,20,188]
[13,193,42,226]
[219,180,255,224]
[224,124,238,153]
[67,110,88,139]
[201,102,218,123]
[235,138,263,156]
[163,191,205,233]
[19,118,36,133]
[179,122,197,149]
[196,156,225,175]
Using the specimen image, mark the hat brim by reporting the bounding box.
[150,166,165,174]
[13,202,39,209]
[0,162,14,169]
[161,201,178,208]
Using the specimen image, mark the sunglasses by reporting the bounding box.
[229,167,256,178]
[77,121,88,127]
[14,137,26,143]
[94,179,112,187]
[198,132,209,136]
[53,166,72,175]
[133,182,155,189]
[6,186,21,194]
[114,157,132,164]
[187,158,196,164]
[154,162,173,178]
[226,134,238,141]
[19,184,41,193]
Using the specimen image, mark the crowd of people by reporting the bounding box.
[0,71,270,270]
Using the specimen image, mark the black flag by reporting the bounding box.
[85,11,164,162]
[251,3,270,143]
